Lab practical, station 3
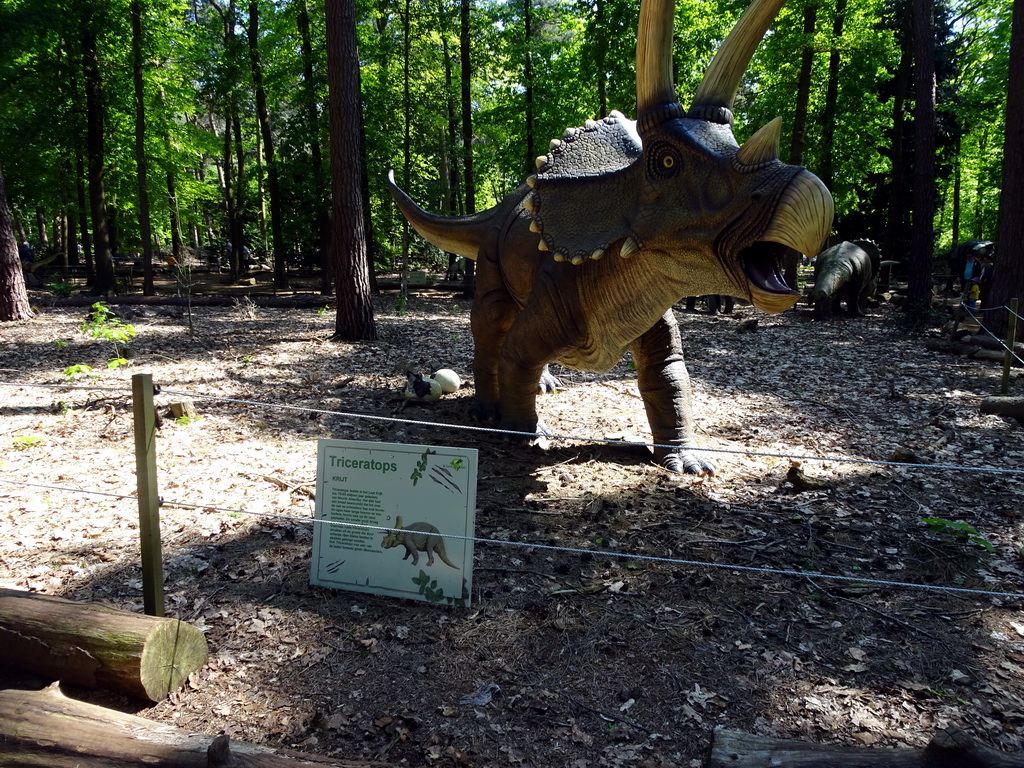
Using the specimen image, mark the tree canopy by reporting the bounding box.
[0,0,1015,292]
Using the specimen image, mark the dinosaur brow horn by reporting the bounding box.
[635,0,681,129]
[688,0,787,124]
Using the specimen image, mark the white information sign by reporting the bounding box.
[311,439,477,606]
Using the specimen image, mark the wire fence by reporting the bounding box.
[2,372,1022,602]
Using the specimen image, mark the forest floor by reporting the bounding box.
[1,272,1024,767]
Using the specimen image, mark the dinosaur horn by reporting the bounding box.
[735,116,782,168]
[688,0,787,124]
[635,0,681,128]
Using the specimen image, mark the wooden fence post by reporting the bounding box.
[131,373,164,617]
[1002,298,1019,395]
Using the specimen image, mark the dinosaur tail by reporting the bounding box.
[387,171,491,261]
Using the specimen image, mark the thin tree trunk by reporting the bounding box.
[788,1,817,166]
[82,15,116,294]
[818,0,845,191]
[0,166,33,322]
[523,0,534,177]
[296,0,333,294]
[882,37,911,272]
[35,206,48,247]
[950,146,961,245]
[460,0,475,296]
[75,153,93,278]
[906,0,937,315]
[231,111,246,274]
[325,0,377,340]
[247,0,288,288]
[132,0,156,295]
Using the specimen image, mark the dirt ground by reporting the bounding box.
[1,273,1023,767]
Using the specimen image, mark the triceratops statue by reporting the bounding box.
[388,0,833,474]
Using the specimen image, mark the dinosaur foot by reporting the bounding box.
[538,369,562,394]
[659,448,716,476]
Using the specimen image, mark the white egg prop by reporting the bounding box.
[431,368,462,394]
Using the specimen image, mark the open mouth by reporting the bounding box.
[741,241,800,314]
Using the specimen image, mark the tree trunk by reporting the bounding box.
[82,14,117,294]
[132,0,156,296]
[707,727,1024,767]
[0,587,207,701]
[247,1,288,289]
[0,166,33,321]
[989,0,1024,340]
[296,0,333,295]
[905,0,937,316]
[524,0,535,177]
[881,37,911,270]
[460,0,476,297]
[76,152,93,277]
[788,1,817,166]
[818,0,845,191]
[325,0,377,340]
[0,685,393,767]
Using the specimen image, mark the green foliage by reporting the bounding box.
[63,364,96,380]
[921,517,994,552]
[0,0,1014,282]
[11,435,46,449]
[49,281,74,298]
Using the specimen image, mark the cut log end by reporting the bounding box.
[140,617,209,701]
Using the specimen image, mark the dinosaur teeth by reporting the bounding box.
[529,220,541,234]
[620,236,642,258]
[523,194,536,213]
[538,238,550,251]
[552,252,566,262]
[549,138,562,150]
[535,155,549,169]
[526,175,537,189]
[590,247,605,260]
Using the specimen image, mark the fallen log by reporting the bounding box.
[980,396,1024,421]
[924,339,1022,366]
[706,727,1024,767]
[0,684,393,767]
[0,587,207,701]
[960,334,1024,356]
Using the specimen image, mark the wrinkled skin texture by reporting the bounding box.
[942,240,995,294]
[389,0,833,474]
[809,240,880,319]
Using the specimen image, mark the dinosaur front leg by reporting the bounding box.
[630,311,716,475]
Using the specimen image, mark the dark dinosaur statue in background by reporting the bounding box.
[941,240,995,294]
[809,240,880,319]
[389,0,833,474]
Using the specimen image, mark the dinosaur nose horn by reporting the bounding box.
[687,0,787,124]
[736,116,782,168]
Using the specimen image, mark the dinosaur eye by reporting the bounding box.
[648,143,681,179]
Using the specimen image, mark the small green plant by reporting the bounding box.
[12,435,46,449]
[52,339,69,350]
[63,363,95,380]
[49,281,74,297]
[314,305,330,318]
[394,293,409,315]
[922,517,995,552]
[175,415,202,426]
[79,302,135,370]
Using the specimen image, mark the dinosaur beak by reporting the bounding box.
[742,170,834,314]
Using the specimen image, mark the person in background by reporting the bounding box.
[977,254,995,310]
[18,240,34,262]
